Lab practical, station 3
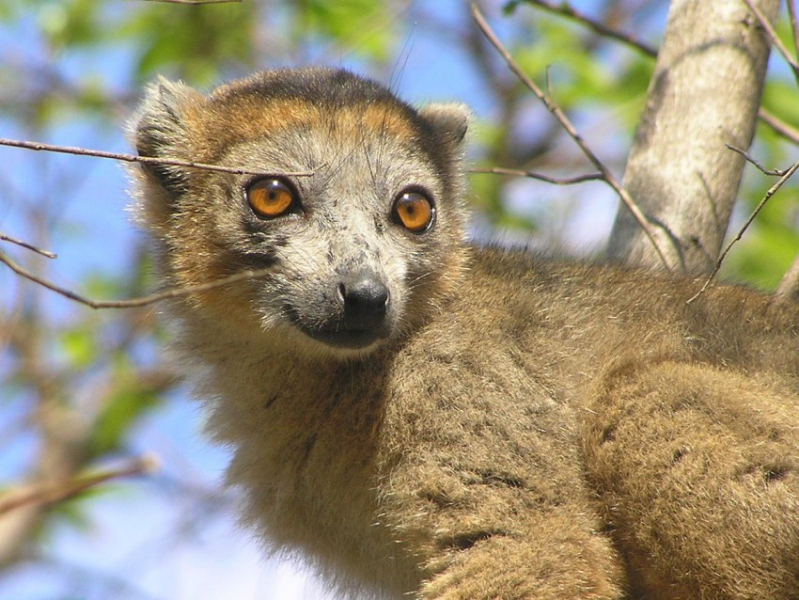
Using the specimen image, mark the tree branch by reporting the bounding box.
[688,157,799,303]
[470,167,603,185]
[0,232,57,259]
[471,2,671,269]
[726,144,789,176]
[758,107,799,145]
[788,0,799,61]
[521,0,799,151]
[515,0,657,58]
[0,456,158,515]
[0,249,273,309]
[0,138,312,178]
[741,0,799,86]
[608,0,779,273]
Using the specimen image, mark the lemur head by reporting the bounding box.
[130,68,470,357]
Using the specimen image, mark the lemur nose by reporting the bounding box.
[337,273,390,329]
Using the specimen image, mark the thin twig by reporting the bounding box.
[0,232,57,259]
[758,107,799,146]
[518,0,658,57]
[0,249,273,309]
[470,3,671,269]
[741,0,799,86]
[521,0,799,149]
[726,144,788,176]
[470,167,603,185]
[0,455,158,515]
[788,0,799,61]
[687,158,799,303]
[0,138,312,179]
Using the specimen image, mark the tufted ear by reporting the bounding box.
[131,76,205,196]
[419,102,471,147]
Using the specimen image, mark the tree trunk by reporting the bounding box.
[607,0,780,274]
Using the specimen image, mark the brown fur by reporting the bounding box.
[130,68,799,599]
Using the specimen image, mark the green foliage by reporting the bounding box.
[721,73,799,287]
[763,81,799,136]
[504,11,652,112]
[121,2,258,83]
[87,358,162,457]
[295,0,395,61]
[59,327,97,370]
[727,219,799,289]
[725,153,799,288]
[36,0,106,49]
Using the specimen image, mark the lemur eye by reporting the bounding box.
[392,190,435,233]
[246,178,297,219]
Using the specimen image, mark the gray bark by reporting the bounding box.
[607,0,780,274]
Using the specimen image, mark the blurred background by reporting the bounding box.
[1,1,798,598]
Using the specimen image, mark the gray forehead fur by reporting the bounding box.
[132,68,470,187]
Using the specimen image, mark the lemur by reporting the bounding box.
[130,67,799,599]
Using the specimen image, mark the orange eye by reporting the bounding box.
[247,178,297,219]
[393,191,435,233]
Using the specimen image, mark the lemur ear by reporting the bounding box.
[419,102,471,146]
[131,77,205,196]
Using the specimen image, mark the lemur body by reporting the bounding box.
[131,68,799,599]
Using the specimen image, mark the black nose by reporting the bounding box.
[337,272,390,330]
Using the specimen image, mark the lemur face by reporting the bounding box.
[131,68,470,356]
[223,109,452,352]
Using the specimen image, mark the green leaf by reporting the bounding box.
[60,328,97,370]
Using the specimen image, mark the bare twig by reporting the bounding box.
[741,0,799,86]
[788,0,799,61]
[0,249,273,309]
[688,158,799,303]
[0,138,312,179]
[518,0,657,57]
[0,232,57,259]
[726,144,788,176]
[758,107,799,146]
[470,3,671,269]
[0,456,158,515]
[470,167,603,185]
[521,0,799,149]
